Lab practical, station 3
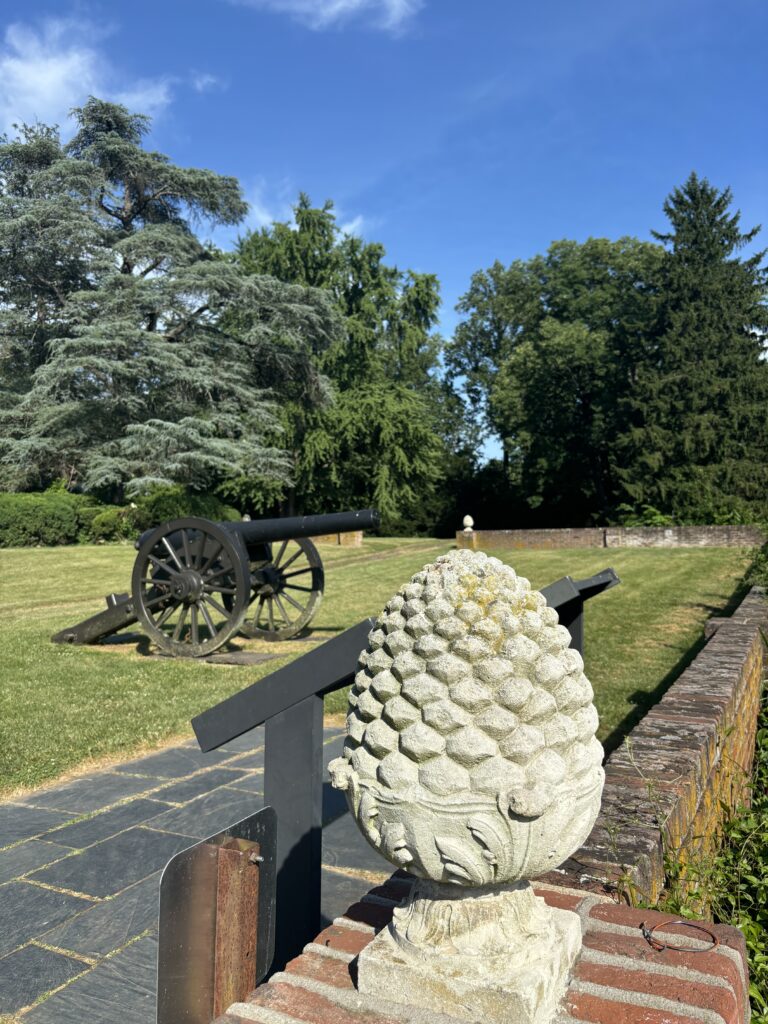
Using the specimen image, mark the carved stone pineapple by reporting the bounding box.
[329,549,606,1024]
[329,548,604,885]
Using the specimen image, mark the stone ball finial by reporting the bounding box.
[462,514,474,533]
[328,548,604,886]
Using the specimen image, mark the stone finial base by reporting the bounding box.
[356,879,582,1024]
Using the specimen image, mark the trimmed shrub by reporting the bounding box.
[134,485,240,528]
[0,492,100,547]
[89,506,140,542]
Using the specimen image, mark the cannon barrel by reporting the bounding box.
[226,508,380,546]
[135,508,380,551]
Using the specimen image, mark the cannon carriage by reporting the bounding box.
[53,509,379,658]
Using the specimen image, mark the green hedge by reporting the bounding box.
[133,485,240,528]
[0,492,100,547]
[0,486,241,546]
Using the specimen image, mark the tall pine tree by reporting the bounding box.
[619,173,768,522]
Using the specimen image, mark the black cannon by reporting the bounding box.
[52,509,379,658]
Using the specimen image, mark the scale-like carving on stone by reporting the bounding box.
[329,549,605,1023]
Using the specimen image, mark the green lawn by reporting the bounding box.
[0,539,752,796]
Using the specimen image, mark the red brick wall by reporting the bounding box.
[219,876,750,1024]
[539,588,768,904]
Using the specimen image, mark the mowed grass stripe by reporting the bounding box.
[0,540,751,795]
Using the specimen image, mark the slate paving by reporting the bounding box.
[0,725,387,1021]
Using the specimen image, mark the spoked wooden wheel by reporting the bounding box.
[131,517,250,658]
[240,537,324,641]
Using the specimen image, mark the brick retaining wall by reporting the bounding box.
[219,875,750,1024]
[539,587,768,903]
[456,525,766,550]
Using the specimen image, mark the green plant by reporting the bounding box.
[133,485,240,528]
[0,492,101,547]
[614,503,675,527]
[745,542,768,590]
[89,506,140,542]
[655,694,768,1020]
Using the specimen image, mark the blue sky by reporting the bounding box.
[2,0,766,343]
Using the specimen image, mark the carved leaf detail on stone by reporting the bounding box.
[358,789,380,845]
[467,813,513,878]
[434,835,491,885]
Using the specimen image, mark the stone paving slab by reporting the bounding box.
[322,809,391,876]
[23,932,158,1024]
[142,785,261,840]
[223,773,264,795]
[223,748,265,771]
[0,804,74,846]
[48,798,174,849]
[40,873,162,959]
[15,772,162,815]
[111,745,234,778]
[151,766,250,803]
[0,882,94,956]
[0,943,87,1015]
[28,826,191,899]
[0,839,71,884]
[217,725,265,753]
[0,723,387,1022]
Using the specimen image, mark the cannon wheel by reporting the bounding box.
[239,537,324,641]
[131,518,251,658]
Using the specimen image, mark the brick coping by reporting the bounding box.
[537,587,768,903]
[219,873,749,1024]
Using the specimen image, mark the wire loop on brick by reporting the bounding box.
[640,919,720,953]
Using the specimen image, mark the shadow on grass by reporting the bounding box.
[600,574,753,759]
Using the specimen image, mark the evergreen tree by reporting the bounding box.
[619,173,768,522]
[0,100,338,497]
[237,195,449,528]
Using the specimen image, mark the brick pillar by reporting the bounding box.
[216,875,750,1024]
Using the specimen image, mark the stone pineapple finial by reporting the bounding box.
[329,549,605,1024]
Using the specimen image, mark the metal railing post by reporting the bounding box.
[264,694,324,971]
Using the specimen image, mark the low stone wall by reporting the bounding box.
[606,525,766,548]
[218,874,751,1024]
[456,525,765,550]
[457,528,605,550]
[541,587,768,903]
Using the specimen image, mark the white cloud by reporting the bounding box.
[232,0,422,32]
[339,213,365,236]
[115,79,174,119]
[0,17,172,136]
[243,179,295,231]
[191,72,224,93]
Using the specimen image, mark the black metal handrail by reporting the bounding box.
[192,568,619,971]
